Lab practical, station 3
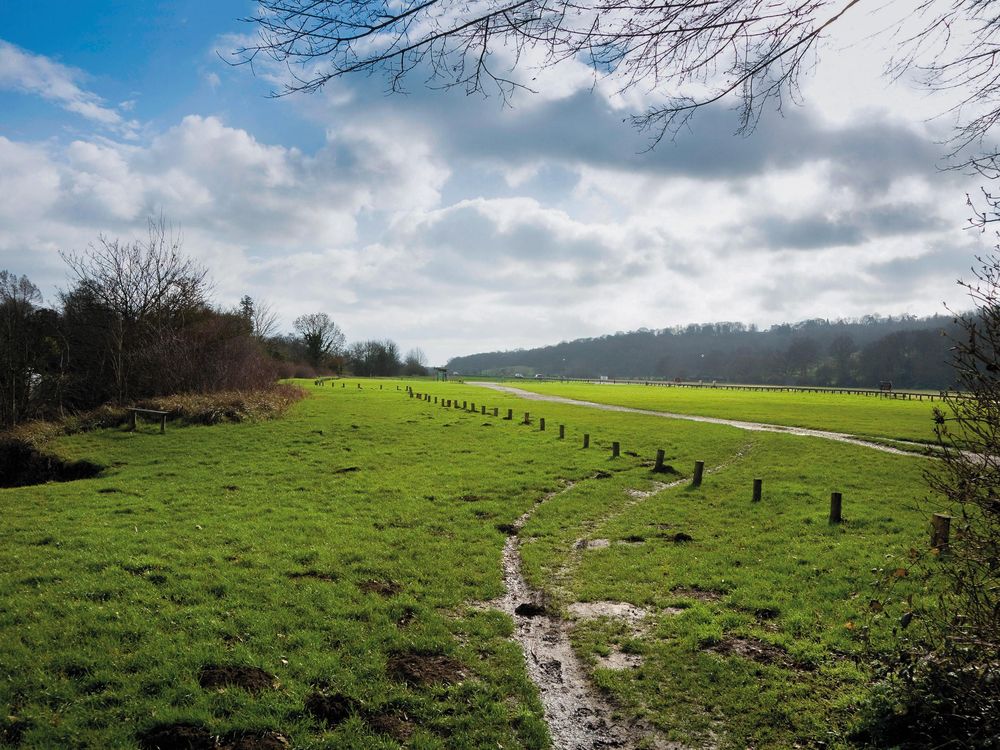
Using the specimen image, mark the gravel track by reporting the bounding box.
[473,382,921,457]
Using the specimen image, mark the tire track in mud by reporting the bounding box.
[490,479,693,750]
[472,383,921,457]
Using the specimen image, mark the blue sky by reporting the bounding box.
[0,1,989,363]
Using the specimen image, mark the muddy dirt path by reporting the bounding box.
[473,383,921,457]
[492,482,682,750]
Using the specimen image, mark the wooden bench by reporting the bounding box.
[128,408,169,434]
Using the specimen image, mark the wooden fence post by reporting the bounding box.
[931,513,952,552]
[611,441,620,458]
[539,418,546,431]
[752,478,762,503]
[692,460,704,487]
[654,449,665,472]
[505,409,513,420]
[583,434,590,448]
[493,407,499,417]
[829,492,842,524]
[559,424,565,439]
[523,412,531,425]
[481,405,486,414]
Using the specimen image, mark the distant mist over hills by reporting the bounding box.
[446,315,959,389]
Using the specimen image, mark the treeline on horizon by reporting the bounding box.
[447,316,960,390]
[0,221,426,430]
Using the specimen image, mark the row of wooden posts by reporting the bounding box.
[397,385,952,552]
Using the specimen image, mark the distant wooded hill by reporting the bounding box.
[446,316,959,389]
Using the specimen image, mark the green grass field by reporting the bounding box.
[509,380,941,444]
[0,380,938,748]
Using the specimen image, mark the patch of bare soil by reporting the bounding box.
[386,652,467,686]
[671,586,724,602]
[596,650,645,671]
[625,482,668,499]
[138,723,215,750]
[304,692,360,726]
[567,601,650,626]
[367,710,417,742]
[707,636,806,670]
[198,665,277,694]
[575,538,610,550]
[358,579,402,597]
[219,730,290,750]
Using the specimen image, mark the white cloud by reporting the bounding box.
[0,39,139,137]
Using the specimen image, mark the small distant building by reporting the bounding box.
[434,367,448,381]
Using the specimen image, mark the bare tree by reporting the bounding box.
[239,295,280,340]
[0,271,44,427]
[60,217,209,404]
[238,1,1000,147]
[293,312,346,368]
[402,347,429,376]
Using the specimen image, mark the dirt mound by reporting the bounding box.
[219,730,290,750]
[198,665,277,694]
[367,711,416,742]
[386,652,466,686]
[138,723,215,750]
[652,463,680,475]
[708,636,793,667]
[358,579,401,596]
[304,692,359,726]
